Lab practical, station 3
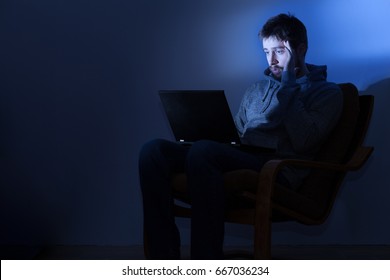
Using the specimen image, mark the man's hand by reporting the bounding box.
[283,40,296,74]
[283,40,308,78]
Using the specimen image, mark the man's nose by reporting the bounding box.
[270,52,278,65]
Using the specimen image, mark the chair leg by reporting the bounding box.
[253,220,271,259]
[254,207,272,259]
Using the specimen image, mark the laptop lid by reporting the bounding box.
[159,90,241,145]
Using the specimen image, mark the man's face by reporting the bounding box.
[262,36,289,79]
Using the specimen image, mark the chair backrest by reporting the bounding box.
[275,83,374,221]
[345,95,374,160]
[314,83,361,163]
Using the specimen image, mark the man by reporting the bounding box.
[139,13,343,259]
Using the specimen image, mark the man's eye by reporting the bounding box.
[276,50,285,54]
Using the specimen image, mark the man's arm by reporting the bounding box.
[283,83,343,153]
[278,41,344,154]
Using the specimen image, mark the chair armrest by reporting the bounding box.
[253,146,374,207]
[265,146,373,173]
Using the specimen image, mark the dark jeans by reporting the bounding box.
[138,138,278,259]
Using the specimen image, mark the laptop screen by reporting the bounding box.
[159,90,240,145]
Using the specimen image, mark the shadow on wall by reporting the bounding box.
[340,77,390,243]
[361,77,390,153]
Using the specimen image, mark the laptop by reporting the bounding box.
[159,90,240,145]
[158,90,275,153]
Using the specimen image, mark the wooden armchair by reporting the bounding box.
[169,83,374,259]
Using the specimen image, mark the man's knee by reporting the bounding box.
[139,139,167,170]
[140,138,164,158]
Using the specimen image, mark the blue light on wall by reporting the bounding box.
[317,0,390,59]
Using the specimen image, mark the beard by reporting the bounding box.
[269,65,303,80]
[269,65,283,79]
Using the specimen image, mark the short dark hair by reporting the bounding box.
[260,13,308,52]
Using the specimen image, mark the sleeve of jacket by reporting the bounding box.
[282,81,344,154]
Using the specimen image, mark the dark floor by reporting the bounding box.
[2,245,390,260]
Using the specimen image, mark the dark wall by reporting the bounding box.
[1,0,390,248]
[1,0,142,245]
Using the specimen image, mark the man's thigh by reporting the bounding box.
[187,140,277,173]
